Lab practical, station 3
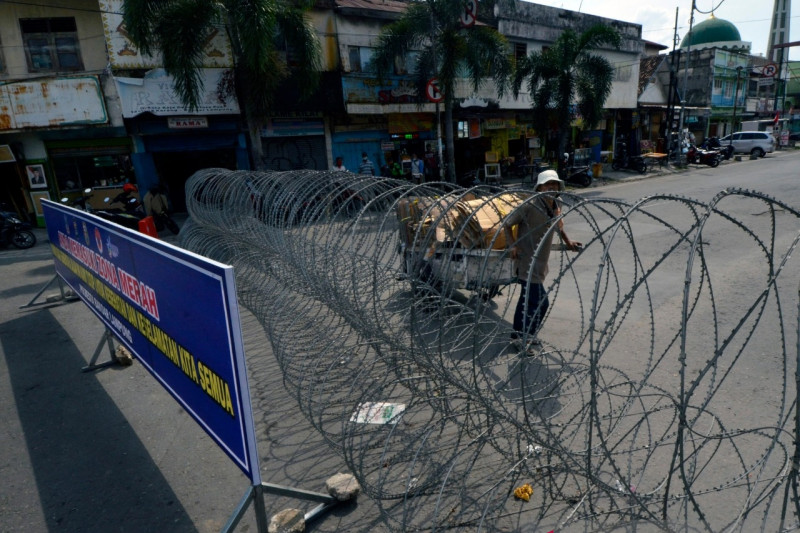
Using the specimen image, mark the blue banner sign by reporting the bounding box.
[42,200,261,483]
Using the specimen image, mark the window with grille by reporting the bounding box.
[273,30,302,68]
[394,51,418,75]
[349,46,362,72]
[20,17,83,72]
[513,42,526,64]
[723,81,733,98]
[347,46,376,73]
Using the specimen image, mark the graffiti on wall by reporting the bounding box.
[262,138,324,171]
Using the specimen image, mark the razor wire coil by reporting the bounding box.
[180,168,800,532]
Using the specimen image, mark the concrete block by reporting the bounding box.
[325,472,360,501]
[268,508,304,533]
[114,345,134,366]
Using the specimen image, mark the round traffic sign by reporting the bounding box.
[426,78,443,103]
[459,0,477,27]
[762,63,778,78]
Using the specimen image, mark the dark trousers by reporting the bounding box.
[513,281,549,337]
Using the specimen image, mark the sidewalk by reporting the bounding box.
[496,160,685,189]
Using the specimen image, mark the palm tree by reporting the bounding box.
[122,0,321,168]
[371,0,512,183]
[512,24,620,165]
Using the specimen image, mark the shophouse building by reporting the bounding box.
[0,0,131,223]
[493,2,643,165]
[0,0,248,221]
[97,0,247,212]
[321,0,644,178]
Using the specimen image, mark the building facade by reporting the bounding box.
[318,0,644,180]
[1,0,655,220]
[98,0,248,212]
[0,0,130,223]
[646,15,792,149]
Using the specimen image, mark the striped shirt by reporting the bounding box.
[358,159,375,175]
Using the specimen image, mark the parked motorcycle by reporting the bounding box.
[151,211,180,235]
[700,136,734,160]
[686,144,721,167]
[611,142,647,173]
[97,185,146,230]
[558,153,593,188]
[61,188,94,212]
[0,209,36,249]
[107,184,144,214]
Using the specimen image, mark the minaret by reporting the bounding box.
[767,0,791,63]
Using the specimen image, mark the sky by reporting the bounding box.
[529,0,798,62]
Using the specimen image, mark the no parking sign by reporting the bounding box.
[426,77,444,103]
[460,0,477,27]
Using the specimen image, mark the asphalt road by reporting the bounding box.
[1,149,798,532]
[0,230,382,532]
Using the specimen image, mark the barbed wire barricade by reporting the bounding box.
[179,168,800,532]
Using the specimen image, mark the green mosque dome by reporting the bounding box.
[680,15,743,49]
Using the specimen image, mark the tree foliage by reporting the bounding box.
[371,0,512,183]
[122,0,321,120]
[513,24,620,158]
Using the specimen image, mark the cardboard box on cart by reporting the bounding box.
[395,194,477,247]
[396,193,523,249]
[455,194,524,250]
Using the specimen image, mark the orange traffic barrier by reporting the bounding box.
[138,216,159,238]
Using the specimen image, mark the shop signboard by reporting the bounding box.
[114,69,239,117]
[0,77,107,131]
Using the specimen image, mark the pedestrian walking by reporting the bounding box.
[502,170,582,355]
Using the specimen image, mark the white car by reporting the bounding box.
[719,131,776,158]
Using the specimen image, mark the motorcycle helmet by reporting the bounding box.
[122,183,138,193]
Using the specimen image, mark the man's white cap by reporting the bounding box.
[535,169,564,191]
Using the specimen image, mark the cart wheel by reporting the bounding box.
[410,260,448,304]
[481,285,501,301]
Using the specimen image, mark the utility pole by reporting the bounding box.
[679,0,696,142]
[730,66,742,149]
[429,8,445,181]
[665,8,679,160]
[771,41,800,147]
